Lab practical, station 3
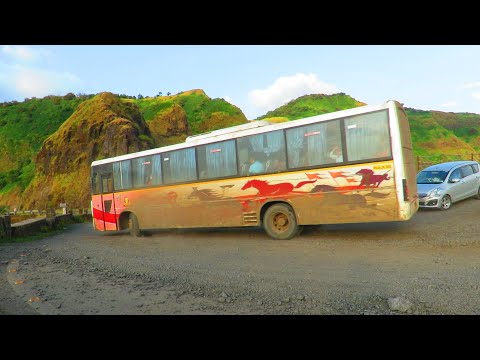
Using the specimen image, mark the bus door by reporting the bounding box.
[100,173,118,231]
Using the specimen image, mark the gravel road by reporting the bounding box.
[2,197,480,315]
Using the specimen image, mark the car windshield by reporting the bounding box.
[417,170,448,184]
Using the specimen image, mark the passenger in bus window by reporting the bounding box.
[328,145,343,163]
[239,162,249,175]
[145,175,152,185]
[248,153,264,175]
[270,158,286,172]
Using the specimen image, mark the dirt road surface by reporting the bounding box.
[1,197,480,315]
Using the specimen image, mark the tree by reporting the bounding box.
[167,92,171,96]
[138,94,144,99]
[158,91,163,96]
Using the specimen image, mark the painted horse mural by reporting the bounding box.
[188,187,225,201]
[241,179,317,196]
[355,168,391,188]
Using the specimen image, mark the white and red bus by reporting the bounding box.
[91,100,418,239]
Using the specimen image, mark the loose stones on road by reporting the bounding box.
[387,296,414,313]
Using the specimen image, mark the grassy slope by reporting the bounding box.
[0,96,87,193]
[132,90,247,134]
[258,93,366,120]
[258,94,477,157]
[0,90,247,199]
[20,92,152,209]
[2,91,480,209]
[406,108,477,156]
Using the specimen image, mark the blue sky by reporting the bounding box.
[1,45,480,119]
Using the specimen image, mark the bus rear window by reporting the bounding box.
[344,110,391,161]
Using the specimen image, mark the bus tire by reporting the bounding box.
[263,203,299,240]
[129,213,141,237]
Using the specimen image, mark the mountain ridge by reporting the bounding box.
[1,90,480,209]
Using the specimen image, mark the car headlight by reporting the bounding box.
[428,187,443,197]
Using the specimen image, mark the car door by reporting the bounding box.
[448,167,466,202]
[460,165,478,198]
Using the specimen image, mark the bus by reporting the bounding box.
[91,100,418,240]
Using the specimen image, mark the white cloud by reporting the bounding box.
[439,101,457,108]
[248,73,339,113]
[13,67,81,98]
[472,92,480,100]
[1,45,47,63]
[0,63,81,99]
[0,46,77,101]
[463,81,480,89]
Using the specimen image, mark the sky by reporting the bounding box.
[1,45,480,120]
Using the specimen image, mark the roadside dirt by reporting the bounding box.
[1,197,480,315]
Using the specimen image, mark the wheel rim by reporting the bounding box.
[441,196,451,209]
[272,212,289,233]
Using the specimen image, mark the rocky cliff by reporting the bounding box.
[21,92,153,209]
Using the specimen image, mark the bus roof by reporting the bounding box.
[184,120,273,143]
[91,100,399,167]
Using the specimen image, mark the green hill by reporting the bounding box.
[0,90,248,209]
[258,94,479,159]
[0,94,89,198]
[19,92,153,209]
[2,90,480,210]
[258,93,366,120]
[405,108,478,156]
[132,89,248,145]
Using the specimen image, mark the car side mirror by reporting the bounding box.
[450,178,460,183]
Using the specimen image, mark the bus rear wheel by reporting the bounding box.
[263,203,300,240]
[129,213,141,237]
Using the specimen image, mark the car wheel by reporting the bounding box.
[440,195,452,210]
[263,203,299,240]
[475,186,480,199]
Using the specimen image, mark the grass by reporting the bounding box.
[0,95,86,192]
[4,91,480,211]
[133,92,247,134]
[257,93,365,120]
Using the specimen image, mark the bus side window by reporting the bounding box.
[345,110,390,161]
[198,139,237,180]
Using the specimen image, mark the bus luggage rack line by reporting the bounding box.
[243,212,258,225]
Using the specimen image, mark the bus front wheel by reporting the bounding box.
[263,203,300,240]
[129,213,141,237]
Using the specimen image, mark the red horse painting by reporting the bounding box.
[355,169,390,188]
[241,179,317,196]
